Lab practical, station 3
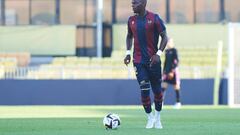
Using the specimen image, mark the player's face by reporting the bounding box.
[132,0,144,14]
[167,39,174,49]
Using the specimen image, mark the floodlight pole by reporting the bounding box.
[97,0,103,57]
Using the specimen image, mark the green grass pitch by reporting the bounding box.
[0,106,239,135]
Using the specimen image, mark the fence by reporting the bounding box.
[0,65,221,80]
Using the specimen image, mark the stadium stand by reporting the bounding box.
[0,45,228,80]
[0,45,227,80]
[0,52,30,67]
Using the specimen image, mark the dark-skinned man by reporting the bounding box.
[124,0,168,129]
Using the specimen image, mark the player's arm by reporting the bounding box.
[150,15,168,67]
[163,51,167,73]
[172,49,179,69]
[124,18,133,66]
[124,33,133,66]
[168,49,179,79]
[158,31,168,54]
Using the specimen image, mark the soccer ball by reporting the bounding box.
[103,113,121,129]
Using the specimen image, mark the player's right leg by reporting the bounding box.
[140,79,154,129]
[134,63,154,128]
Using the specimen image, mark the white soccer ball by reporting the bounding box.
[103,113,121,129]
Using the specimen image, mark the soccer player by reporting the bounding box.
[124,0,168,129]
[162,38,182,109]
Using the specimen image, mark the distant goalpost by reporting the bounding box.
[228,23,240,107]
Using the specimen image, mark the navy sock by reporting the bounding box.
[141,95,152,113]
[175,89,180,102]
[154,91,163,111]
[140,80,152,113]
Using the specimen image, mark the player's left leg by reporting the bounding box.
[148,62,163,129]
[151,80,163,129]
[173,84,181,109]
[173,68,182,109]
[174,84,181,102]
[151,81,163,113]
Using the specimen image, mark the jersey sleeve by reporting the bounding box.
[127,17,133,38]
[155,15,166,34]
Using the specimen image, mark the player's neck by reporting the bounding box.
[138,9,147,17]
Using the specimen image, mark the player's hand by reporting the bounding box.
[168,72,174,79]
[124,55,131,66]
[150,54,160,67]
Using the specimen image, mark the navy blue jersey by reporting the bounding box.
[163,48,179,74]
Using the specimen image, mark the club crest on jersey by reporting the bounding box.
[147,20,152,24]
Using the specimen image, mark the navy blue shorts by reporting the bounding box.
[133,62,162,89]
[162,68,180,85]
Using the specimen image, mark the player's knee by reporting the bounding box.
[161,82,168,89]
[139,80,150,91]
[174,84,180,90]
